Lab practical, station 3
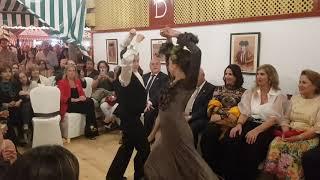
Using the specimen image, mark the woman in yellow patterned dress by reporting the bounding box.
[264,69,320,180]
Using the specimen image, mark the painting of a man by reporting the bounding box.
[235,40,254,65]
[230,32,260,74]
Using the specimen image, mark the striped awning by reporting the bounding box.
[0,0,86,45]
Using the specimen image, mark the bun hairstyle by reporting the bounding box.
[158,33,199,80]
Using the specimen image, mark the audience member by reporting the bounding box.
[0,65,22,145]
[220,64,287,180]
[21,49,37,72]
[4,145,79,180]
[36,41,58,70]
[0,127,17,179]
[29,64,51,86]
[143,57,169,137]
[0,36,18,67]
[58,65,98,139]
[38,60,53,78]
[17,71,37,143]
[200,64,245,174]
[185,68,215,147]
[85,59,99,79]
[264,69,320,179]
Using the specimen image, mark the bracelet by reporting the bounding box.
[237,121,244,126]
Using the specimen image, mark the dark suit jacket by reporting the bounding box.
[189,81,215,122]
[142,71,169,108]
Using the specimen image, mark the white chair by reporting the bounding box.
[60,78,93,143]
[60,113,86,143]
[84,77,93,97]
[30,86,63,148]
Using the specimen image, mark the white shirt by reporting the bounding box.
[184,81,206,114]
[146,73,158,100]
[238,88,287,122]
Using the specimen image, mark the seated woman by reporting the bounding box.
[58,65,98,139]
[200,64,245,174]
[0,65,23,145]
[220,64,287,180]
[39,60,53,78]
[17,71,38,143]
[265,69,320,179]
[4,145,78,180]
[29,64,51,86]
[91,61,116,127]
[85,59,99,79]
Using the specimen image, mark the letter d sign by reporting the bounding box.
[154,0,167,19]
[150,0,173,28]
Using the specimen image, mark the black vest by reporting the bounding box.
[114,73,147,120]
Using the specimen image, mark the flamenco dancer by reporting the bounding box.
[144,27,218,180]
[106,29,150,180]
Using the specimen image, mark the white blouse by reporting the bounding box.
[238,88,287,122]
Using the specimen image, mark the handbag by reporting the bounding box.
[274,129,304,138]
[91,88,113,102]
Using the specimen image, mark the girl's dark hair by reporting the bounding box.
[19,71,31,86]
[25,48,36,61]
[158,33,199,83]
[97,60,109,72]
[5,145,79,180]
[0,64,11,74]
[0,64,11,81]
[223,64,244,89]
[114,66,122,79]
[39,60,48,70]
[59,48,69,61]
[301,69,320,94]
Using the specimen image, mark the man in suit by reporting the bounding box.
[143,58,169,136]
[185,68,215,147]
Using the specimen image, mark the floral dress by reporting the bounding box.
[264,95,320,180]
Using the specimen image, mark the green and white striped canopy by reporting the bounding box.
[0,0,86,45]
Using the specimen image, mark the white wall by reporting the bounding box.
[93,17,320,94]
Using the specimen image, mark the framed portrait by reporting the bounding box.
[151,39,167,64]
[230,32,261,74]
[106,39,118,64]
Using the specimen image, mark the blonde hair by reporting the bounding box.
[63,65,78,80]
[256,64,280,90]
[301,69,320,94]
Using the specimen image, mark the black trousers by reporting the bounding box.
[188,118,208,147]
[6,107,21,145]
[106,116,150,180]
[220,121,275,180]
[302,147,320,180]
[20,99,33,126]
[67,98,98,137]
[200,123,224,174]
[143,108,158,136]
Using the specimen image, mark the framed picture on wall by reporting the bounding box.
[230,32,261,74]
[151,39,167,64]
[106,39,118,64]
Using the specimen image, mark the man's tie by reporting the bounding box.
[146,74,156,92]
